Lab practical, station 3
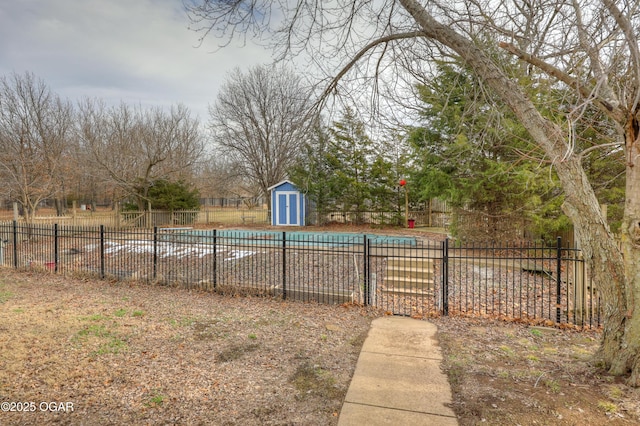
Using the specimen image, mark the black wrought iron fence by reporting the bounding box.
[444,238,600,328]
[0,221,601,328]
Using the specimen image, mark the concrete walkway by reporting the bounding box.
[338,316,458,425]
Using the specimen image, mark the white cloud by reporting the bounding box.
[0,0,274,120]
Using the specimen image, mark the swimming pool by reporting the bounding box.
[159,229,417,247]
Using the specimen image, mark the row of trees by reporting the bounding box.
[0,68,432,231]
[410,60,624,240]
[0,62,624,237]
[288,61,624,237]
[290,109,409,224]
[0,72,205,220]
[0,66,330,222]
[78,100,203,211]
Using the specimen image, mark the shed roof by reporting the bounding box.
[267,180,297,191]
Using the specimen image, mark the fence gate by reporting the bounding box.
[368,240,443,318]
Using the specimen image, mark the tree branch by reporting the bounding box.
[499,42,625,122]
[320,31,426,104]
[602,0,640,111]
[578,141,624,162]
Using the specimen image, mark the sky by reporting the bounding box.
[0,0,275,122]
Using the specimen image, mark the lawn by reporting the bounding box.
[0,269,375,425]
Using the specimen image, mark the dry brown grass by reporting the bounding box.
[0,269,375,425]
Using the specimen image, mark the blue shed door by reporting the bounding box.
[277,192,299,225]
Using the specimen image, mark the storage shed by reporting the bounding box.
[268,180,306,226]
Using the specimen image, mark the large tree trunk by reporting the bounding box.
[559,156,633,383]
[399,0,640,384]
[614,119,640,385]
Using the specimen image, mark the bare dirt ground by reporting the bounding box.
[2,222,640,425]
[434,316,640,425]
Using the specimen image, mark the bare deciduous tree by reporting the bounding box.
[188,0,640,385]
[194,154,252,200]
[208,65,313,201]
[77,100,204,209]
[0,72,73,221]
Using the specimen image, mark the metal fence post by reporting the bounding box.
[100,225,105,279]
[12,220,18,268]
[282,231,287,300]
[54,223,59,273]
[153,226,158,280]
[442,238,449,316]
[212,229,217,289]
[556,236,562,323]
[363,234,369,306]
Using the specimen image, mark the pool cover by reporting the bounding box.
[160,229,417,247]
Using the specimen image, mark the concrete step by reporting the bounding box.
[369,243,442,258]
[384,276,434,290]
[385,276,434,289]
[386,257,435,268]
[386,265,434,280]
[383,255,436,293]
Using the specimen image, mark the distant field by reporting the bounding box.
[0,207,269,227]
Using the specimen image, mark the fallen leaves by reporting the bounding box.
[0,269,376,425]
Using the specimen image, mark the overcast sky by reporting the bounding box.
[0,0,275,121]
